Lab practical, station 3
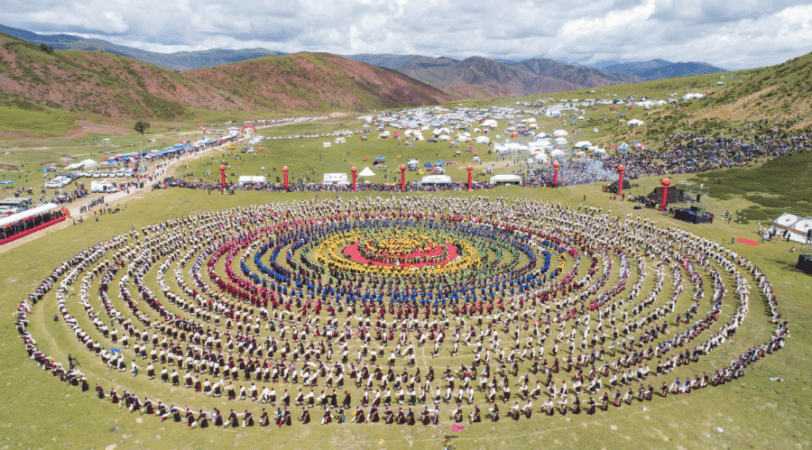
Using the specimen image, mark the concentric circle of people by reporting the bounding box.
[16,196,787,429]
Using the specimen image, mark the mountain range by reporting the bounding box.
[596,59,728,80]
[1,23,726,91]
[0,33,451,121]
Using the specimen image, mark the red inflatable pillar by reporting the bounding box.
[617,165,625,196]
[660,178,671,211]
[219,165,227,188]
[466,165,473,191]
[399,165,407,191]
[552,162,560,187]
[282,166,289,190]
[351,166,358,192]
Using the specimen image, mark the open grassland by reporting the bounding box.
[1,162,810,449]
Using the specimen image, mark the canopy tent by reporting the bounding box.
[238,176,267,185]
[0,203,58,228]
[79,158,98,167]
[552,129,568,137]
[420,175,452,184]
[553,137,568,145]
[358,167,376,177]
[322,173,350,185]
[768,213,812,244]
[550,149,566,158]
[489,174,522,185]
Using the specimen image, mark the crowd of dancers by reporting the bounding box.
[15,196,788,431]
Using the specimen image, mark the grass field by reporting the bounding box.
[1,158,810,450]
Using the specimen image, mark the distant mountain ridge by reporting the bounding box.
[342,55,643,97]
[0,33,453,121]
[0,23,286,71]
[0,22,726,99]
[599,59,727,80]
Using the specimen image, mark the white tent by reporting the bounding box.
[358,167,376,177]
[474,136,490,144]
[489,174,522,185]
[682,93,705,101]
[593,148,607,155]
[768,213,812,244]
[438,134,451,141]
[420,175,452,184]
[0,203,58,228]
[550,149,566,158]
[553,129,568,137]
[457,135,471,142]
[627,119,645,127]
[65,158,98,170]
[378,131,390,138]
[323,173,350,185]
[238,176,267,185]
[481,119,498,128]
[534,152,548,162]
[574,141,592,148]
[553,137,568,146]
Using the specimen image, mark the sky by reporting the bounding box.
[1,0,811,69]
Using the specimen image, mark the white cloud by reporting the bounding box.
[1,0,810,69]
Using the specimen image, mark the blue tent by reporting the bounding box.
[0,180,13,185]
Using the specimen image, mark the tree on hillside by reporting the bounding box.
[134,121,151,135]
[39,43,54,55]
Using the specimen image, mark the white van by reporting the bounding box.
[90,181,118,193]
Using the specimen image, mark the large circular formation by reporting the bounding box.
[16,197,787,430]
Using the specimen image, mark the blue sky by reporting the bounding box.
[2,0,811,69]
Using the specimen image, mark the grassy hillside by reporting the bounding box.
[184,52,454,112]
[0,34,456,132]
[511,58,643,87]
[437,52,812,151]
[397,56,583,97]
